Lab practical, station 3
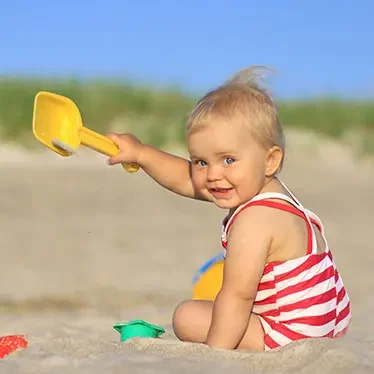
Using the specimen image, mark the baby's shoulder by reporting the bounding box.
[227,203,281,238]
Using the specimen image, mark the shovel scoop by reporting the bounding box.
[32,91,140,173]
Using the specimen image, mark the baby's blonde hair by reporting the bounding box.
[186,66,286,172]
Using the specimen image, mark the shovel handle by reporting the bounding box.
[79,127,140,173]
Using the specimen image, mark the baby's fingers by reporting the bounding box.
[107,154,124,166]
[106,133,120,165]
[107,132,120,144]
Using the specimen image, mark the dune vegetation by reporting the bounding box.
[0,77,373,152]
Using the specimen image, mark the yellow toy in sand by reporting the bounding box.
[192,253,224,301]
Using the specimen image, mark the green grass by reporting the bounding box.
[0,77,373,151]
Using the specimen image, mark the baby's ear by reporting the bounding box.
[265,146,283,176]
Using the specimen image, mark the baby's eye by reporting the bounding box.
[196,160,207,167]
[223,157,235,165]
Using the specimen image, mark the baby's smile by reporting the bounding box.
[209,187,233,198]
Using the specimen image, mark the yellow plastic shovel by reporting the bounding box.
[32,91,140,173]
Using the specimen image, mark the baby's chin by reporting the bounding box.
[211,197,239,210]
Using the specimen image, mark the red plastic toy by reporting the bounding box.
[0,335,28,359]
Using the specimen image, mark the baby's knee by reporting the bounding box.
[172,300,194,340]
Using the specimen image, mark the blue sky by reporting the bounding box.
[1,0,373,98]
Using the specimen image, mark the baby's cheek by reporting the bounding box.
[191,169,204,183]
[190,174,202,189]
[195,180,206,193]
[228,169,244,184]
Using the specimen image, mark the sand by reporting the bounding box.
[0,130,373,373]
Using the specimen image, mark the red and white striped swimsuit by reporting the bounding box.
[221,181,351,351]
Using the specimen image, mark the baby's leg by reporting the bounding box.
[172,299,264,351]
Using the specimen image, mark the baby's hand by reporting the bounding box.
[106,132,143,166]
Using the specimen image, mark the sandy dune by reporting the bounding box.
[0,130,373,373]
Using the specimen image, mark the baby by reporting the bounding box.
[106,66,351,351]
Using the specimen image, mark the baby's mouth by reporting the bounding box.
[209,188,233,196]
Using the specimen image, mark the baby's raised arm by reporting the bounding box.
[106,132,209,201]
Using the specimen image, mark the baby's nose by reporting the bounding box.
[207,166,222,181]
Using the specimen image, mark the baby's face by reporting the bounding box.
[187,120,269,209]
